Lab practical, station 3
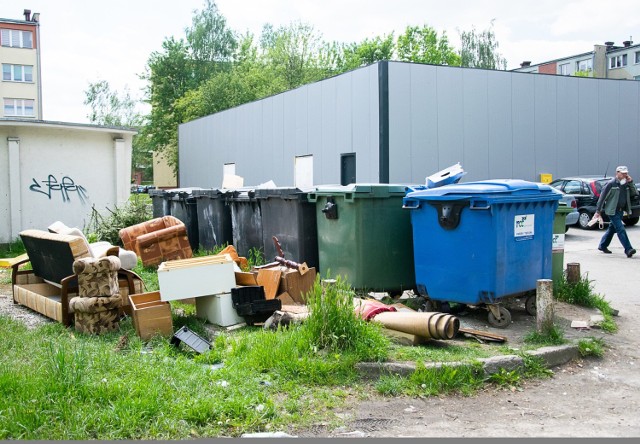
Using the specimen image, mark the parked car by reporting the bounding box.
[549,176,640,229]
[130,185,155,194]
[539,183,579,232]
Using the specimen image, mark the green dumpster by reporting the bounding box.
[552,203,573,283]
[308,184,415,292]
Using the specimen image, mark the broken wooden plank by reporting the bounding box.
[257,268,282,300]
[458,327,507,343]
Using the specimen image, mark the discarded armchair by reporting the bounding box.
[69,256,123,335]
[119,216,193,267]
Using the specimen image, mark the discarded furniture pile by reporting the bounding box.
[11,228,143,327]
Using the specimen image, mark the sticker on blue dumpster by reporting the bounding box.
[514,214,534,240]
[552,234,565,252]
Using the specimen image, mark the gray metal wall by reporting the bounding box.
[179,64,380,188]
[388,62,640,183]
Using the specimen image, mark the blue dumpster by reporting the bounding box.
[403,180,561,327]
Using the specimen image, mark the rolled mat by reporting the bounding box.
[371,311,460,340]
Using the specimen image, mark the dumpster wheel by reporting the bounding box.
[525,294,537,316]
[487,305,511,328]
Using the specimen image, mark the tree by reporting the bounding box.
[396,25,460,66]
[84,80,151,180]
[459,22,507,70]
[340,34,395,71]
[185,0,237,80]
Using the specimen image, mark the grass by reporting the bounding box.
[523,324,567,346]
[578,337,605,358]
[554,272,618,333]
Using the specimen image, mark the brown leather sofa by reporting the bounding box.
[119,216,193,267]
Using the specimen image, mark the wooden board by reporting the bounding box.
[257,268,282,300]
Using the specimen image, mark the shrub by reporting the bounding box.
[85,197,152,246]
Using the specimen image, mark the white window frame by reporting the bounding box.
[0,29,33,48]
[635,51,640,64]
[576,59,592,72]
[609,54,628,69]
[2,64,33,82]
[3,98,35,117]
[559,63,570,75]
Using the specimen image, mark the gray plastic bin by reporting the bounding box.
[193,189,233,251]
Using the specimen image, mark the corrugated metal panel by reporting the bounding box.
[487,70,513,179]
[597,80,619,172]
[462,68,489,180]
[618,81,640,171]
[534,75,557,181]
[511,74,536,180]
[179,64,380,187]
[436,66,464,169]
[556,76,580,179]
[577,80,599,174]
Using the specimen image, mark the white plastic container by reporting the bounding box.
[157,255,235,301]
[195,293,245,327]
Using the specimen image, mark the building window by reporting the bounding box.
[576,59,592,72]
[609,54,628,68]
[559,63,570,75]
[3,98,35,117]
[2,64,33,82]
[0,29,33,48]
[635,51,640,64]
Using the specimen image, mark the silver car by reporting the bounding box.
[559,192,579,232]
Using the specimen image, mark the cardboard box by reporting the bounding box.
[129,291,173,340]
[277,267,316,304]
[157,255,235,301]
[195,293,245,327]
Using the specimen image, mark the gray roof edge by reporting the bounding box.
[0,118,138,134]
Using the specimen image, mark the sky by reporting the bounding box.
[7,0,640,124]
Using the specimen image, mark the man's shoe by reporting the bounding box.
[599,246,612,254]
[626,249,636,258]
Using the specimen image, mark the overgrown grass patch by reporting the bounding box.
[555,272,617,333]
[578,337,605,358]
[523,324,567,346]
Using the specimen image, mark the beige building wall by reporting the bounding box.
[153,151,177,188]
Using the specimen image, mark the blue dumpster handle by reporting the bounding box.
[403,199,420,209]
[470,199,490,210]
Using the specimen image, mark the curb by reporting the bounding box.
[355,344,581,379]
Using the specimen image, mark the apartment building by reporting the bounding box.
[513,39,640,80]
[0,9,41,119]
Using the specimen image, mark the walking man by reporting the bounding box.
[595,165,638,258]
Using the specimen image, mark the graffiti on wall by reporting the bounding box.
[29,175,89,203]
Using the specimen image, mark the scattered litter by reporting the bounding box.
[570,320,590,329]
[170,326,212,354]
[241,432,297,438]
[589,315,605,327]
[217,380,229,387]
[404,405,418,413]
[368,292,389,300]
[338,431,367,438]
[205,363,224,372]
[259,380,272,386]
[255,404,265,412]
[458,327,507,343]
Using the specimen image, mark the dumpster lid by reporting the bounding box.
[254,187,313,200]
[406,179,562,201]
[192,188,231,199]
[311,183,413,198]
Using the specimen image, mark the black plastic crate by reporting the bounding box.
[231,286,265,306]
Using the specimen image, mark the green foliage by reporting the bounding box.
[487,367,521,387]
[578,337,605,358]
[301,274,389,361]
[340,34,395,70]
[554,272,617,333]
[0,238,25,257]
[85,197,152,246]
[459,21,507,69]
[520,354,554,379]
[396,25,460,66]
[523,324,567,346]
[376,362,483,397]
[574,70,592,77]
[245,247,265,270]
